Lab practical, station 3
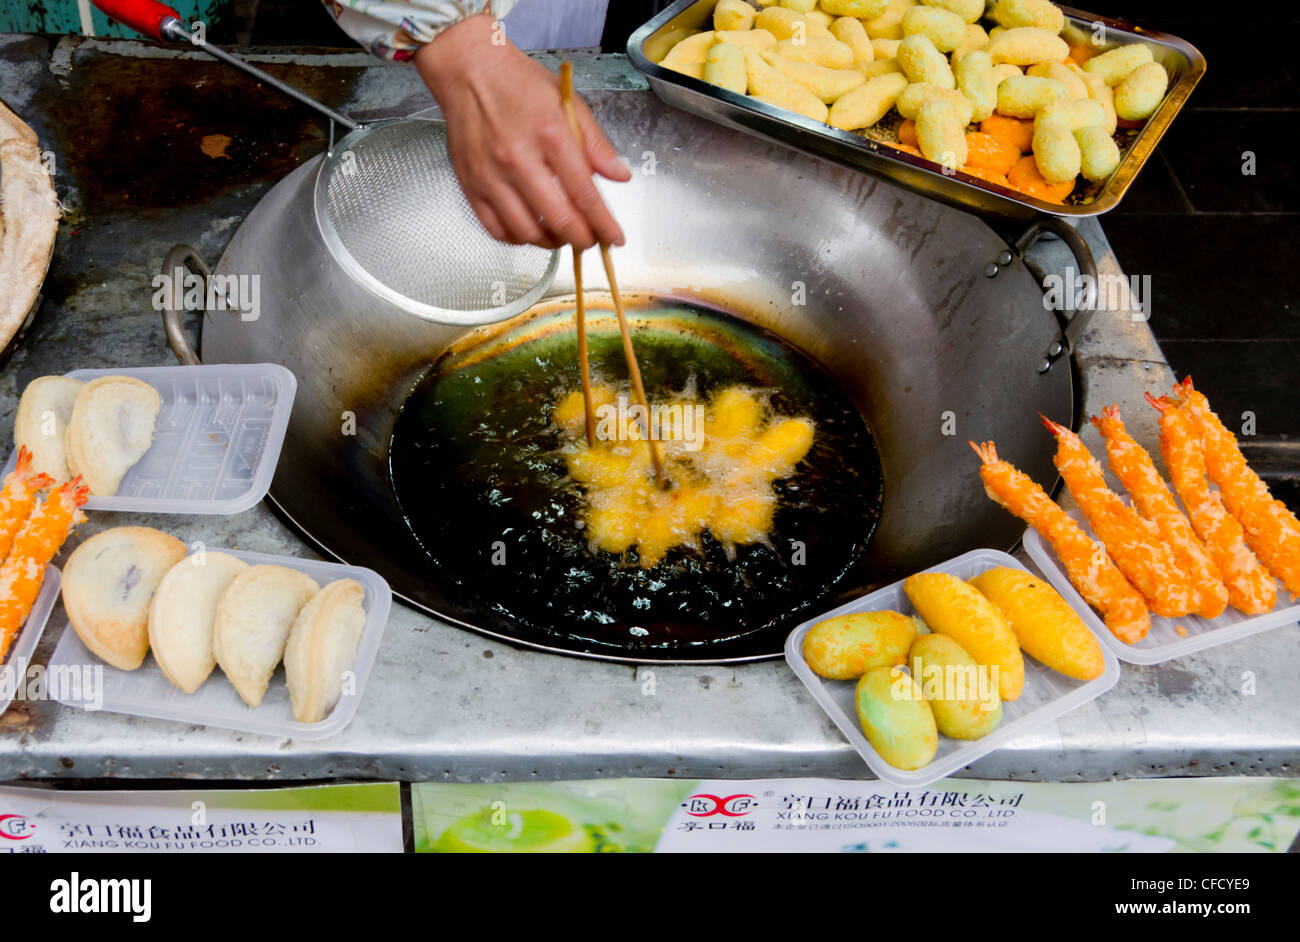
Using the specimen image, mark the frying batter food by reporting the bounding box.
[1090,405,1228,619]
[973,380,1297,644]
[63,375,161,496]
[215,564,321,708]
[970,440,1151,643]
[802,556,1117,770]
[0,446,53,562]
[13,376,84,484]
[908,632,1002,740]
[62,526,187,670]
[284,578,367,723]
[1145,392,1277,614]
[0,477,88,661]
[903,570,1023,700]
[148,551,250,694]
[969,566,1104,681]
[1170,378,1300,597]
[1041,415,1200,618]
[58,523,364,721]
[555,383,814,568]
[802,609,919,679]
[656,0,1168,202]
[855,665,938,770]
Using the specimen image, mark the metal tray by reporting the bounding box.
[627,0,1205,221]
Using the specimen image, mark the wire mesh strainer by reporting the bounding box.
[93,0,558,325]
[316,120,560,325]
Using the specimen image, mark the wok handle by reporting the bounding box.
[93,0,187,42]
[1013,215,1097,367]
[160,244,205,366]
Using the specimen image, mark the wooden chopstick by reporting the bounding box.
[558,62,666,487]
[559,63,597,449]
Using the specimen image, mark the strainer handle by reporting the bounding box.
[93,0,185,42]
[159,244,206,366]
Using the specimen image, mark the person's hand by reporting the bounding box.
[415,14,631,250]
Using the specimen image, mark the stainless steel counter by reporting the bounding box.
[0,37,1296,782]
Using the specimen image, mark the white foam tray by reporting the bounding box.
[0,566,61,717]
[48,549,392,740]
[1023,516,1300,665]
[3,363,296,514]
[785,549,1120,788]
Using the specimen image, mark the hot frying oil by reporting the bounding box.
[388,296,884,654]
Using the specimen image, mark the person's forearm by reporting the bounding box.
[319,0,516,62]
[415,14,511,102]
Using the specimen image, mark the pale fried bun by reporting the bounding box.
[64,375,161,496]
[214,564,320,708]
[284,578,366,724]
[13,375,84,483]
[148,551,249,694]
[62,526,188,670]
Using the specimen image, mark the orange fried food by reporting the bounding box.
[1066,42,1097,64]
[0,477,89,660]
[1145,392,1276,615]
[1171,378,1300,597]
[0,446,54,562]
[1042,415,1200,618]
[961,164,1010,188]
[1091,405,1228,619]
[1008,155,1075,203]
[897,118,918,148]
[561,386,814,568]
[964,131,1020,175]
[980,114,1034,154]
[971,440,1149,643]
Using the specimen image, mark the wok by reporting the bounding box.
[164,90,1088,662]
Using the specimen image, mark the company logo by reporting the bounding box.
[683,794,757,817]
[0,813,33,840]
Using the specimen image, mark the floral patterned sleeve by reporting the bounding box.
[321,0,518,62]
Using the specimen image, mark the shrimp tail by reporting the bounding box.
[1144,391,1171,414]
[969,440,996,463]
[1169,375,1196,404]
[1039,413,1067,437]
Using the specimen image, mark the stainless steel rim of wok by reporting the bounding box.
[166,92,1089,664]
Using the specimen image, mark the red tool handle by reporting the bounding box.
[93,0,183,41]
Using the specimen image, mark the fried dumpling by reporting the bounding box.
[213,565,320,708]
[284,579,366,723]
[65,375,160,496]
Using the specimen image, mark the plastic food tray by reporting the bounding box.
[1024,516,1300,665]
[47,549,392,740]
[0,567,61,718]
[785,548,1119,787]
[2,363,296,514]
